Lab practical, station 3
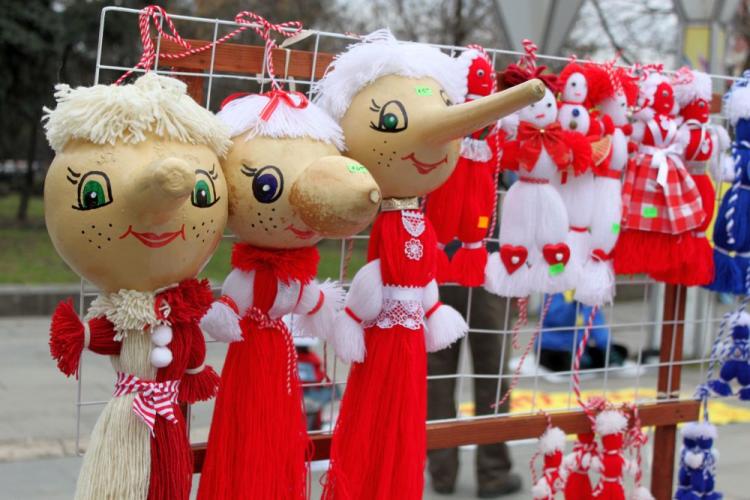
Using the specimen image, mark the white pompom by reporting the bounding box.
[150,324,173,347]
[150,346,173,368]
[685,450,704,469]
[425,304,468,352]
[630,486,655,500]
[331,312,366,363]
[531,479,551,499]
[200,301,243,343]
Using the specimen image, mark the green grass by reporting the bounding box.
[0,194,368,284]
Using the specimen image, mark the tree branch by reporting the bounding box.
[590,0,634,64]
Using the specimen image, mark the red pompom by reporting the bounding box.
[49,299,85,378]
[451,246,488,287]
[179,366,220,403]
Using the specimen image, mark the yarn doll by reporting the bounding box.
[654,68,725,285]
[532,426,568,499]
[314,29,543,500]
[684,422,722,500]
[708,71,750,294]
[708,311,750,400]
[614,69,704,281]
[675,422,702,500]
[196,91,381,499]
[563,431,598,500]
[553,61,600,302]
[425,45,500,285]
[591,409,628,500]
[485,42,589,298]
[575,63,638,306]
[45,72,230,500]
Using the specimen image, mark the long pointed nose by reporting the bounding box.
[130,157,195,224]
[290,156,381,238]
[422,79,545,145]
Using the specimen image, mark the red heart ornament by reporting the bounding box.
[591,248,611,262]
[500,245,528,275]
[542,243,570,266]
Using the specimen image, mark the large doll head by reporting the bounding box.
[315,30,544,199]
[558,62,589,105]
[595,410,628,451]
[500,52,559,128]
[458,46,496,101]
[587,64,639,126]
[43,73,231,292]
[217,91,380,249]
[672,68,712,124]
[635,71,674,120]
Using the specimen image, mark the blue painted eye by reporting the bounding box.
[252,166,283,204]
[572,108,581,117]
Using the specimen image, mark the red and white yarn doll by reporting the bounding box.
[196,90,380,499]
[44,72,230,500]
[314,30,543,499]
[591,409,630,500]
[576,63,639,305]
[553,60,601,297]
[563,431,598,500]
[655,67,728,285]
[532,426,568,499]
[485,42,590,298]
[614,69,704,280]
[425,45,500,286]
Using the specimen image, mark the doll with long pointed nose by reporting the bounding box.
[45,73,229,500]
[196,91,380,500]
[315,30,543,500]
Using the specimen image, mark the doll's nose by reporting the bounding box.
[130,157,196,224]
[289,156,381,238]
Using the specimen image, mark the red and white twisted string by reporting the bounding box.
[623,403,648,489]
[529,411,554,484]
[520,39,538,70]
[571,305,600,427]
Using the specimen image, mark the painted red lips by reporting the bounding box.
[286,225,316,240]
[119,225,185,248]
[401,152,448,174]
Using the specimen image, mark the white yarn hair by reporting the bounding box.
[633,72,670,122]
[725,85,750,126]
[43,72,231,156]
[730,310,750,328]
[314,29,466,122]
[217,92,344,150]
[673,70,712,108]
[538,427,566,454]
[596,410,628,436]
[690,421,718,440]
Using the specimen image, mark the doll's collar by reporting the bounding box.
[381,197,420,211]
[231,242,319,284]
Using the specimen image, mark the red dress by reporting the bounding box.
[323,209,436,500]
[592,434,626,500]
[198,244,319,500]
[49,280,218,500]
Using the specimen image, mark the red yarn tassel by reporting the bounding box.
[436,249,453,283]
[179,366,219,404]
[450,245,488,287]
[49,299,85,378]
[148,409,192,500]
[612,230,675,277]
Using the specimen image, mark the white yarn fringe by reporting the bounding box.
[200,301,243,343]
[332,313,366,363]
[596,410,628,436]
[43,72,230,155]
[574,258,615,306]
[424,304,468,352]
[483,251,532,298]
[294,279,345,341]
[531,480,552,499]
[539,427,566,454]
[630,486,655,500]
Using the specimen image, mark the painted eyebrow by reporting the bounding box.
[208,164,219,180]
[66,167,81,184]
[240,163,257,177]
[369,99,381,112]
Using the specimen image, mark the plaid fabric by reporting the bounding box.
[621,120,705,234]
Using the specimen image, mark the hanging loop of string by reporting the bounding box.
[528,410,554,485]
[571,305,601,427]
[623,403,648,488]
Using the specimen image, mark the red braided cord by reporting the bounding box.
[529,412,554,485]
[571,305,600,427]
[623,403,648,487]
[487,129,502,241]
[510,297,529,350]
[520,39,538,70]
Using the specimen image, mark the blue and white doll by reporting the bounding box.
[683,422,722,500]
[675,423,701,500]
[708,311,750,400]
[708,71,750,294]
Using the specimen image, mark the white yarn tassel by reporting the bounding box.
[200,301,242,343]
[483,251,532,298]
[423,280,467,352]
[574,258,615,306]
[294,279,345,341]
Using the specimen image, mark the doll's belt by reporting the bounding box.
[639,144,685,191]
[113,372,180,435]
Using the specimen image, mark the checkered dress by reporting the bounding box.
[621,117,705,234]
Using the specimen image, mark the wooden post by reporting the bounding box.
[650,284,688,499]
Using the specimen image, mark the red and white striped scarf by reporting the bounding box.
[113,372,180,435]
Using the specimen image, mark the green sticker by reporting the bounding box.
[642,206,658,218]
[549,263,565,276]
[611,223,620,235]
[347,163,367,174]
[415,86,433,96]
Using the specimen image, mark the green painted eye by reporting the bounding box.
[370,100,408,133]
[191,169,220,208]
[74,171,112,211]
[383,113,399,130]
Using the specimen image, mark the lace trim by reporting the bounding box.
[365,286,425,331]
[460,136,493,162]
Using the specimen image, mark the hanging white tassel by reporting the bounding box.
[294,279,345,341]
[423,280,468,352]
[200,301,242,343]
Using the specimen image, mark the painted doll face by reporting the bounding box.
[652,82,675,115]
[680,98,710,123]
[467,56,495,99]
[519,87,557,127]
[44,137,228,292]
[562,72,587,103]
[222,135,380,249]
[601,91,630,126]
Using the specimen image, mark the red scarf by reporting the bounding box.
[231,243,319,285]
[516,121,571,172]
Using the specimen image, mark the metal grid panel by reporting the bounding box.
[73,6,740,458]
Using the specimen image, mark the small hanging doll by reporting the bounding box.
[425,45,500,286]
[708,71,750,294]
[196,76,381,500]
[683,422,722,500]
[485,41,589,298]
[614,69,704,280]
[45,72,230,500]
[652,68,726,285]
[532,426,568,499]
[676,423,701,500]
[591,409,629,500]
[708,310,750,400]
[575,63,638,305]
[314,30,543,499]
[563,431,598,500]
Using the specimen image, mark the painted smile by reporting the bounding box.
[286,225,316,240]
[119,225,185,248]
[535,113,545,119]
[401,152,448,174]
